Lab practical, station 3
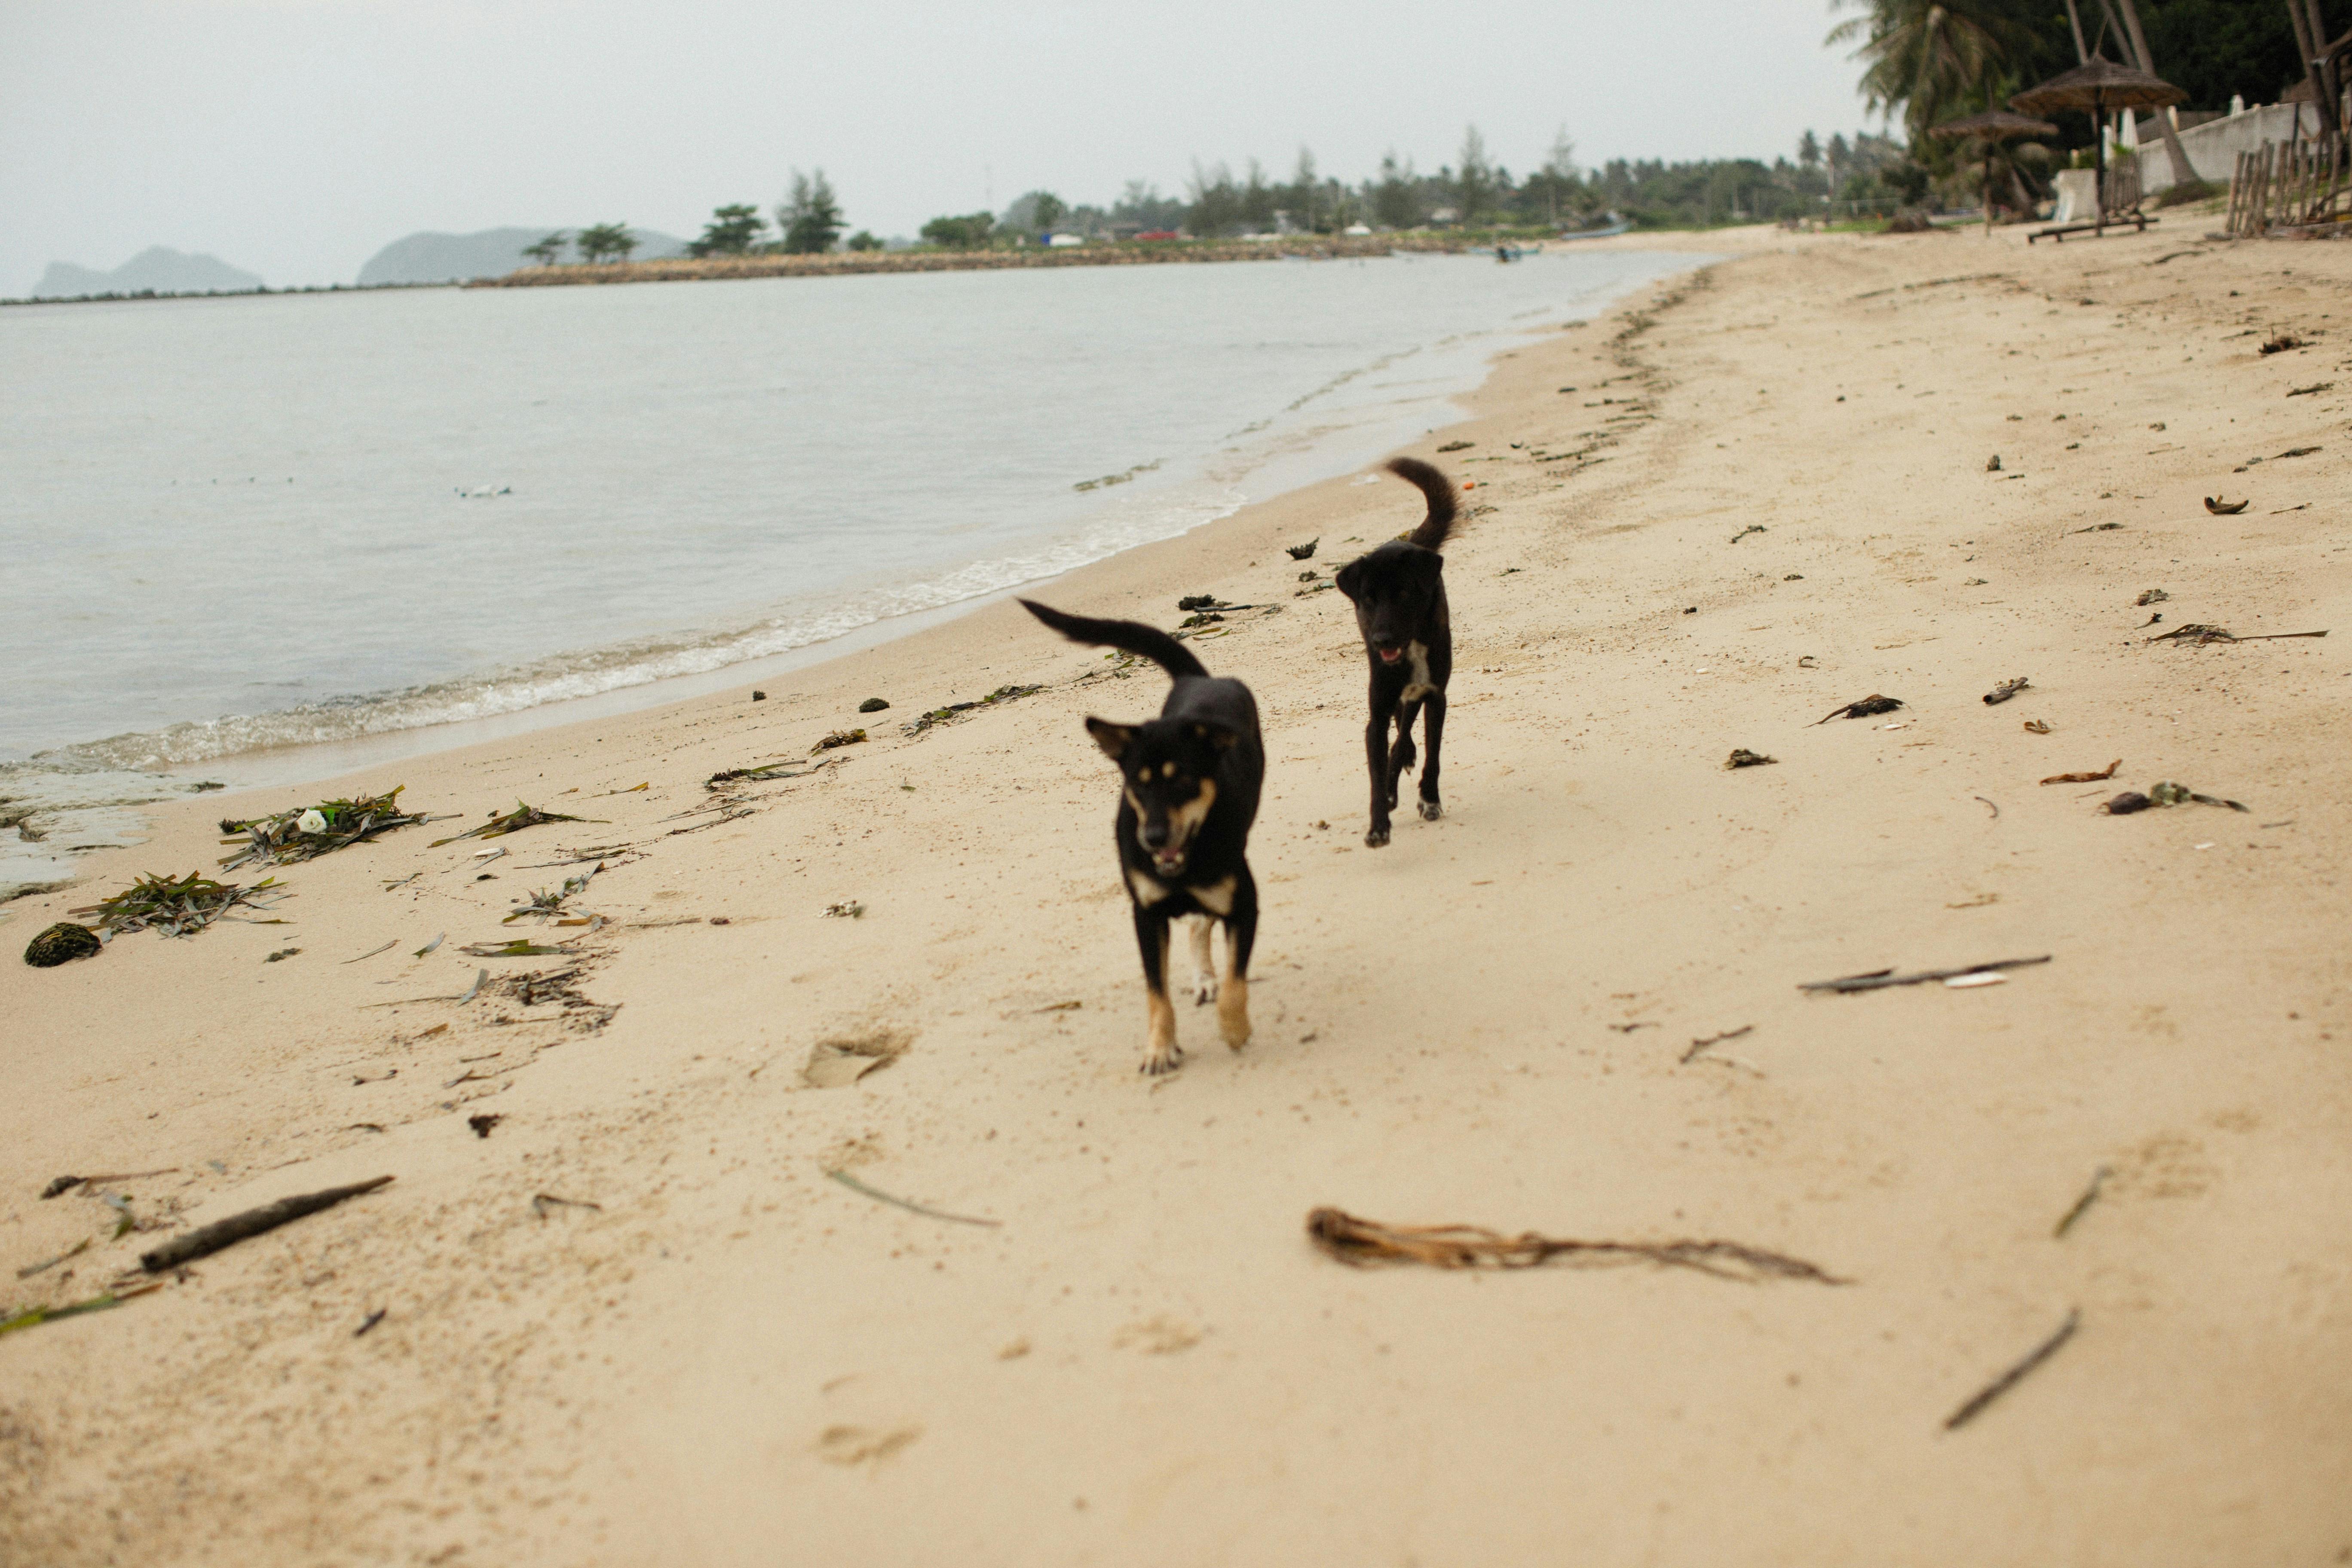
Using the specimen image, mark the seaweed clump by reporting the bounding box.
[23,922,103,968]
[219,786,426,870]
[71,871,286,939]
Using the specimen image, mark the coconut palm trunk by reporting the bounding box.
[2111,0,2198,185]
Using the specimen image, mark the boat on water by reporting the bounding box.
[1556,211,1632,240]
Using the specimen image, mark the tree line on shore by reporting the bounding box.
[514,127,1923,270]
[1829,0,2327,219]
[516,2,2324,271]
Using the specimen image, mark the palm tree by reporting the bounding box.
[1826,1,2035,141]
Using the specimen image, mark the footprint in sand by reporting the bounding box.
[1115,1316,1203,1354]
[816,1424,922,1466]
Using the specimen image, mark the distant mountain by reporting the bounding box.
[356,226,690,285]
[31,246,263,299]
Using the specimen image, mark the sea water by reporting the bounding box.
[0,248,1695,897]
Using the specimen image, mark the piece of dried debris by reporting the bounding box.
[1814,695,1904,725]
[2041,759,2120,785]
[1982,677,2029,705]
[1724,749,1778,769]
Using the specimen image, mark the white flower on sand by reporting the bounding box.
[297,809,329,836]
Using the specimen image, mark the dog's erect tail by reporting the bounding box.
[1019,599,1209,681]
[1386,458,1459,551]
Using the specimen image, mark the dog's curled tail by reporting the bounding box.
[1386,458,1459,551]
[1019,599,1209,681]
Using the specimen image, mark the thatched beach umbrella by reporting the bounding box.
[2011,57,2187,233]
[1931,110,2060,233]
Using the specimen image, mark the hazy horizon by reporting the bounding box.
[1,0,1873,294]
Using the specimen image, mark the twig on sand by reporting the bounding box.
[1680,1025,1753,1065]
[15,1237,91,1279]
[2042,760,2121,785]
[1944,1309,2080,1430]
[826,1168,1001,1228]
[342,940,399,964]
[531,1194,602,1219]
[40,1170,176,1200]
[1801,956,2050,993]
[2053,1167,2111,1238]
[138,1176,394,1273]
[1304,1208,1845,1284]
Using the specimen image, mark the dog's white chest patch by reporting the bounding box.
[1401,640,1436,704]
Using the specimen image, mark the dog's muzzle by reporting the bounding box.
[1151,848,1187,876]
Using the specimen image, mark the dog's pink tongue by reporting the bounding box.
[1378,647,1403,664]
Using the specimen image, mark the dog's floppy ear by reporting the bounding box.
[1083,717,1136,761]
[1188,721,1240,752]
[1414,550,1447,587]
[1333,558,1364,602]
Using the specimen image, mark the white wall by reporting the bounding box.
[2137,102,2325,191]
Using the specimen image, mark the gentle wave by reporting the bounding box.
[35,488,1240,773]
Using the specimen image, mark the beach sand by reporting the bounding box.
[5,221,2349,1567]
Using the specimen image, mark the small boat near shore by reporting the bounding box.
[1556,212,1632,240]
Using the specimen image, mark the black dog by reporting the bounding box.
[1020,599,1264,1075]
[1334,457,1462,847]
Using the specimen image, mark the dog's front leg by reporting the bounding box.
[1386,697,1422,804]
[1363,695,1398,847]
[1133,905,1181,1075]
[1417,689,1446,820]
[1216,870,1258,1051]
[1186,915,1219,1005]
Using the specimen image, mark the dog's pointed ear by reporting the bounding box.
[1333,559,1364,602]
[1083,717,1136,761]
[1189,722,1240,752]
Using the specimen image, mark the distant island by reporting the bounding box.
[355,227,689,286]
[32,246,262,300]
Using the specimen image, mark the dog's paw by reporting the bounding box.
[1139,1043,1185,1076]
[1365,824,1390,848]
[1189,975,1220,1006]
[1418,797,1443,821]
[1218,977,1251,1050]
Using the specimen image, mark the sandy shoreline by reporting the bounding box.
[6,220,2349,1566]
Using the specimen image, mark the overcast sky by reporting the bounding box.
[1,0,1880,293]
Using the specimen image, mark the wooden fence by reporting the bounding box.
[2227,139,2351,236]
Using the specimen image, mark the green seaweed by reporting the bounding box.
[71,871,286,940]
[219,786,426,870]
[428,801,590,848]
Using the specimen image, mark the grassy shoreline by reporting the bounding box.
[473,233,1468,288]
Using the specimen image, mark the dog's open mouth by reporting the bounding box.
[1152,849,1187,875]
[1376,646,1405,665]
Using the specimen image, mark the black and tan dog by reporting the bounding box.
[1020,598,1263,1075]
[1334,457,1462,847]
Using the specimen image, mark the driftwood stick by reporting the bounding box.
[1801,955,2051,993]
[826,1168,1001,1228]
[139,1176,394,1273]
[2053,1167,2111,1238]
[1944,1308,2081,1430]
[1305,1207,1846,1284]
